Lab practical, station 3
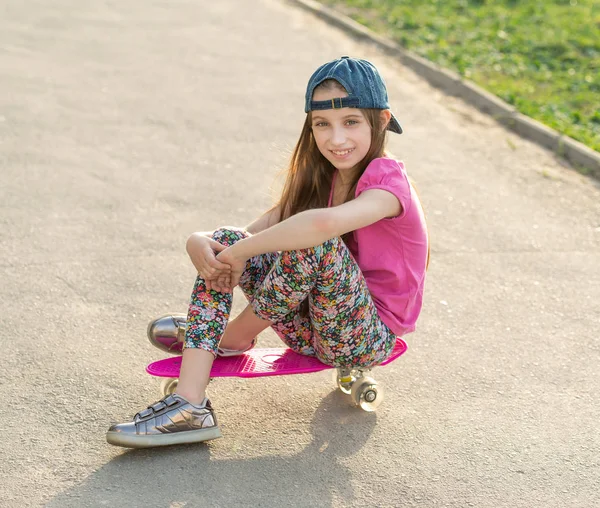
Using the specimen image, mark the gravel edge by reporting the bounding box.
[288,0,600,180]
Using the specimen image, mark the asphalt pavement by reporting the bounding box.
[1,0,599,506]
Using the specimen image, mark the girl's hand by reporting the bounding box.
[215,247,248,290]
[186,233,232,292]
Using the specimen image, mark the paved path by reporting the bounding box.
[1,0,599,506]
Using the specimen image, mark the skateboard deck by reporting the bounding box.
[147,338,407,379]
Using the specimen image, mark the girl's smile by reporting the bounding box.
[329,148,355,158]
[311,88,372,172]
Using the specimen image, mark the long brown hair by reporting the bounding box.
[276,80,389,220]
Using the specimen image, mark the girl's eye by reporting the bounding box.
[346,120,358,126]
[314,122,328,127]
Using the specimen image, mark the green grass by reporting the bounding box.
[320,0,600,152]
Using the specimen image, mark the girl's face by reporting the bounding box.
[310,88,372,173]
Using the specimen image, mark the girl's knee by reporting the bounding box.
[281,236,345,262]
[322,236,344,248]
[212,227,250,246]
[309,236,344,253]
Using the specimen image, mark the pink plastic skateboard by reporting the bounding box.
[147,338,407,411]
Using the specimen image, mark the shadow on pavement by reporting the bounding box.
[47,391,377,507]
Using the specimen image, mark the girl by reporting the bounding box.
[107,56,429,448]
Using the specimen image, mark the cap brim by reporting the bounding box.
[387,113,403,134]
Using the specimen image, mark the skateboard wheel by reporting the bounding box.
[333,368,355,395]
[160,377,179,397]
[351,376,383,412]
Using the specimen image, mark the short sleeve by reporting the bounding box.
[355,158,412,219]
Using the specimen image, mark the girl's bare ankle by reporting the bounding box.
[218,335,255,351]
[175,388,206,405]
[218,305,270,351]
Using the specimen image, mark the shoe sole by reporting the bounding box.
[106,426,222,448]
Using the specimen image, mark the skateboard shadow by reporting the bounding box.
[47,391,377,507]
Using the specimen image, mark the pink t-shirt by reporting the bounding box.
[328,157,428,336]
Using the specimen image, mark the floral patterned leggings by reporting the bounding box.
[184,227,397,368]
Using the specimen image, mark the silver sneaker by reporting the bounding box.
[147,314,187,354]
[106,394,222,448]
[147,313,257,356]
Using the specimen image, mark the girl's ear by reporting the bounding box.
[380,110,392,132]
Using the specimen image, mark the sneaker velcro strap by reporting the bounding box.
[164,395,179,407]
[136,408,153,419]
[151,401,167,412]
[134,395,182,421]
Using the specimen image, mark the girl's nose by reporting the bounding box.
[331,126,346,145]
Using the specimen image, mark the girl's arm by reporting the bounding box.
[224,189,401,261]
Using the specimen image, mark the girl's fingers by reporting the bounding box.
[197,258,231,291]
[208,240,228,252]
[204,268,230,281]
[203,269,217,280]
[200,247,230,273]
[201,261,223,279]
[206,242,230,269]
[213,274,226,293]
[210,280,223,293]
[217,274,230,293]
[209,258,231,271]
[199,266,210,280]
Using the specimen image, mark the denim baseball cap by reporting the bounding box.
[305,56,402,134]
